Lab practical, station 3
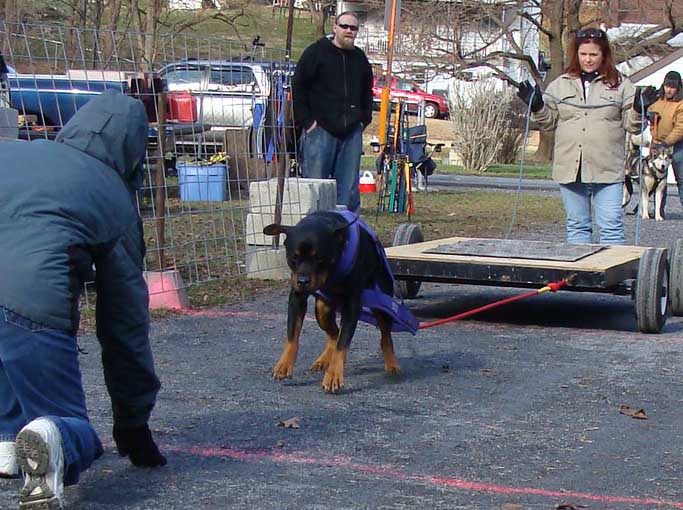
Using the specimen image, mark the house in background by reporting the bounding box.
[336,0,538,95]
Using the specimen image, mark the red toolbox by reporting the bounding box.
[167,92,197,123]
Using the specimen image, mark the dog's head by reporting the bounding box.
[648,145,673,176]
[263,212,350,293]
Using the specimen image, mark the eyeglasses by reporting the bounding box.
[336,23,359,31]
[576,28,606,40]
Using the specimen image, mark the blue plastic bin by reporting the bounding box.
[178,162,227,202]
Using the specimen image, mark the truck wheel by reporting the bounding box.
[669,239,683,316]
[392,223,423,299]
[424,102,439,119]
[635,247,669,333]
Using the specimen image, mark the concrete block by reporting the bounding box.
[245,212,304,246]
[245,245,289,280]
[144,270,190,310]
[249,178,336,215]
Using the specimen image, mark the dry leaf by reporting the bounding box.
[502,504,524,510]
[556,504,586,510]
[619,405,648,420]
[277,416,301,429]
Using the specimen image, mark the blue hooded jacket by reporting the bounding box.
[0,89,159,427]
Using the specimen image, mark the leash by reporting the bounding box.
[505,89,536,238]
[418,277,572,330]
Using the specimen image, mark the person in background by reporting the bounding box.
[517,28,650,245]
[648,70,683,214]
[292,11,374,213]
[0,90,166,510]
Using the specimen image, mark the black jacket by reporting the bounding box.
[292,36,373,138]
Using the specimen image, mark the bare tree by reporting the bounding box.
[307,0,335,39]
[395,0,683,161]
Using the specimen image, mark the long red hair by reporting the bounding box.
[565,30,621,88]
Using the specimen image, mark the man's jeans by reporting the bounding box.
[672,140,683,208]
[559,181,625,245]
[0,308,103,485]
[301,124,362,213]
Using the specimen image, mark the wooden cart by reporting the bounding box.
[386,224,683,334]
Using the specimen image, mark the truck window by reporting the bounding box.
[397,79,413,92]
[209,67,258,93]
[164,67,204,87]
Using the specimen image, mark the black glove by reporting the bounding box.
[516,80,544,113]
[113,423,167,467]
[633,86,658,113]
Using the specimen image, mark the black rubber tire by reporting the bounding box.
[424,102,439,119]
[635,247,669,333]
[392,223,423,299]
[669,239,683,316]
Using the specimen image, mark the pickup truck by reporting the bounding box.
[372,75,449,119]
[158,59,294,129]
[8,73,127,138]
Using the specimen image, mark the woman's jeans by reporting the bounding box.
[559,181,625,245]
[0,308,103,485]
[301,124,362,213]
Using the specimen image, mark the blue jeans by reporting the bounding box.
[559,181,625,245]
[301,124,362,213]
[672,141,683,207]
[0,308,103,486]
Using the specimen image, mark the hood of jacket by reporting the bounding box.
[55,89,148,189]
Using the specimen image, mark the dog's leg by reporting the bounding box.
[322,296,360,393]
[655,183,665,221]
[310,297,339,372]
[641,182,651,219]
[272,290,307,380]
[374,311,401,375]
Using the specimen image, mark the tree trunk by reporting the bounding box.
[535,130,554,162]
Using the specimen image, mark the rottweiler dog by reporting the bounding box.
[263,210,417,393]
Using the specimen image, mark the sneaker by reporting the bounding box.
[15,418,64,510]
[0,441,19,478]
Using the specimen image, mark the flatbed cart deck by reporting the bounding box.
[385,224,683,334]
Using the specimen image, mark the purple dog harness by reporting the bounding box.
[315,210,419,335]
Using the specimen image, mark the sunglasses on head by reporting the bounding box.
[337,23,359,31]
[576,28,606,40]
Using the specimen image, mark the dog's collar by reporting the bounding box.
[331,210,360,281]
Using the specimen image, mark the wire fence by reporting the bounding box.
[0,20,303,305]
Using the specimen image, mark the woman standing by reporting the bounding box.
[517,29,652,245]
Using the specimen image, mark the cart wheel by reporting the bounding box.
[635,247,669,333]
[392,223,423,299]
[669,239,683,316]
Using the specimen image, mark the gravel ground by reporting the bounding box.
[2,186,683,510]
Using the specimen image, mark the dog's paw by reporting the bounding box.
[656,216,664,222]
[322,369,344,393]
[310,359,329,372]
[272,360,295,380]
[384,364,402,376]
[310,351,332,372]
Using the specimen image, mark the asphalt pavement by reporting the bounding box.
[2,175,683,510]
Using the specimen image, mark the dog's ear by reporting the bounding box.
[263,224,290,236]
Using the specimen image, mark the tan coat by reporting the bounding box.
[532,73,642,184]
[648,97,683,146]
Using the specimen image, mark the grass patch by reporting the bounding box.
[360,156,551,179]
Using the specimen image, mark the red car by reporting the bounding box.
[372,75,449,119]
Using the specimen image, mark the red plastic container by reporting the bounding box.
[167,92,197,123]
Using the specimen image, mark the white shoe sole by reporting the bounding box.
[16,429,62,510]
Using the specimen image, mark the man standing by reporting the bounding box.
[0,90,166,509]
[648,70,683,211]
[292,11,374,213]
